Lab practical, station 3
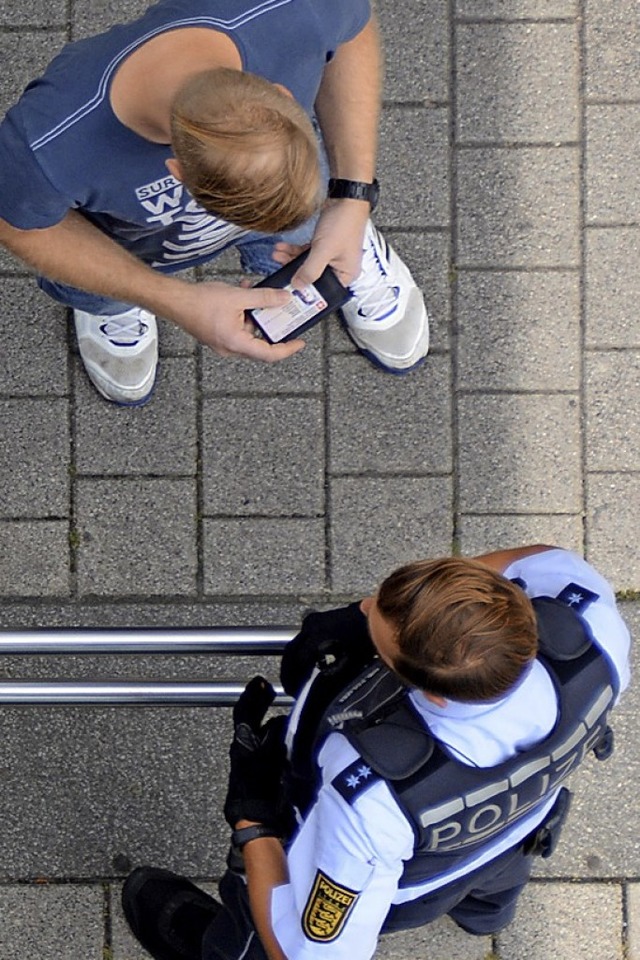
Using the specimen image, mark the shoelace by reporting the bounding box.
[349,235,400,322]
[101,312,148,342]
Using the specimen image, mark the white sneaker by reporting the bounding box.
[340,222,429,374]
[73,307,158,405]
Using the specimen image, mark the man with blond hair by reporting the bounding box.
[0,0,429,405]
[122,545,630,959]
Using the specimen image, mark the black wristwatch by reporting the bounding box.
[231,824,280,851]
[327,178,380,211]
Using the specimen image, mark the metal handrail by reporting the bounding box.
[0,628,293,654]
[0,628,295,705]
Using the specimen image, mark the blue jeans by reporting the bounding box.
[37,218,318,315]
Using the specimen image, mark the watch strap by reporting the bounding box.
[231,824,280,850]
[327,178,379,210]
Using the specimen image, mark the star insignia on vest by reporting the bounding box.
[302,870,359,942]
[332,758,381,805]
[556,582,599,613]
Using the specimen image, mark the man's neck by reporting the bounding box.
[109,27,242,142]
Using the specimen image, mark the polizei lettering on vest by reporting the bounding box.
[419,685,613,851]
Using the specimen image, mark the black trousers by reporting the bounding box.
[383,843,533,935]
[200,843,532,960]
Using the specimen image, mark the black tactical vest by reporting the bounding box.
[288,597,618,886]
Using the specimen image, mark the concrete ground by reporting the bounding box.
[0,0,638,957]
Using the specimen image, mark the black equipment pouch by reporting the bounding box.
[523,787,573,859]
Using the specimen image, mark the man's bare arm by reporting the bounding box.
[0,211,303,362]
[293,15,382,286]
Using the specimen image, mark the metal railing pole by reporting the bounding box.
[0,627,297,705]
[0,628,294,655]
[0,681,292,706]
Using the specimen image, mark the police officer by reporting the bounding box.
[122,544,631,960]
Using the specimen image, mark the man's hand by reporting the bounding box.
[0,213,305,364]
[285,200,370,289]
[168,280,305,362]
[224,676,293,833]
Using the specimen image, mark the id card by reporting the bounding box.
[247,252,350,344]
[252,282,329,343]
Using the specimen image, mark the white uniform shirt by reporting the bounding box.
[271,549,630,960]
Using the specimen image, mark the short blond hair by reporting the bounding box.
[170,68,322,233]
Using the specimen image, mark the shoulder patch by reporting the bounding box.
[556,582,599,612]
[331,758,381,805]
[302,869,359,942]
[510,577,527,590]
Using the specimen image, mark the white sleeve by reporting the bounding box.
[271,734,414,960]
[503,548,631,696]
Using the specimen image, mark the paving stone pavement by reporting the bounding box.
[0,0,638,958]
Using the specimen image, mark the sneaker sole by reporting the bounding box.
[338,312,429,375]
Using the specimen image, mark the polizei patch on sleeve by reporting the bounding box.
[302,870,359,942]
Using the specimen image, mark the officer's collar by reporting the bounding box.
[408,659,539,720]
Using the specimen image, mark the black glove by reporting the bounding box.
[280,602,376,697]
[223,676,293,833]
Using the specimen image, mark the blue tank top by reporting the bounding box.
[0,0,370,269]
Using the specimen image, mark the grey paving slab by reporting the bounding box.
[75,358,198,475]
[457,514,583,556]
[456,0,577,16]
[203,518,325,595]
[75,479,198,597]
[202,397,324,517]
[376,916,489,960]
[0,399,69,518]
[458,393,582,513]
[585,228,640,349]
[202,324,324,393]
[0,885,103,960]
[0,599,307,630]
[0,30,66,116]
[0,280,68,396]
[586,105,640,225]
[0,520,69,596]
[585,0,640,101]
[628,882,640,960]
[456,22,579,144]
[72,0,149,39]
[157,313,198,356]
[586,351,640,472]
[377,0,449,103]
[457,270,580,391]
[456,147,580,267]
[0,705,235,877]
[329,355,452,474]
[329,476,453,594]
[586,474,640,591]
[0,1,66,26]
[378,108,450,228]
[497,882,623,960]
